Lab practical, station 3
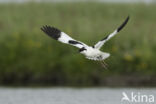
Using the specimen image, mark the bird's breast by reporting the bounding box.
[85,48,100,57]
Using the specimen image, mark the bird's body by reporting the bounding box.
[41,16,129,67]
[80,46,110,61]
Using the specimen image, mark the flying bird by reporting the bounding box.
[41,16,129,68]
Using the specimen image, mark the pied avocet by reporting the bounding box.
[41,16,129,68]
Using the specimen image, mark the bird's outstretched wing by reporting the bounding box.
[94,16,130,49]
[41,26,88,49]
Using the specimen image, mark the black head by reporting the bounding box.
[79,47,87,52]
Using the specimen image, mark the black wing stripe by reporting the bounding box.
[101,35,109,41]
[100,16,129,42]
[41,25,61,40]
[117,16,130,32]
[68,40,83,45]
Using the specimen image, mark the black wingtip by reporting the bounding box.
[41,25,61,40]
[117,16,130,32]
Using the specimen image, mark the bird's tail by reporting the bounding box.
[101,52,110,60]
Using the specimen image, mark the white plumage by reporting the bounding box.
[41,16,129,63]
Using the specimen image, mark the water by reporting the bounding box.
[0,87,155,104]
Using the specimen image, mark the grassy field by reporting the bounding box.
[0,2,156,86]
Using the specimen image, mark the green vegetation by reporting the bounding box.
[0,2,155,86]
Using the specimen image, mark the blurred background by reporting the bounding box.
[0,0,156,104]
[0,0,156,87]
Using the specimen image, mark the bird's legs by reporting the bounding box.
[100,60,108,69]
[103,60,108,67]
